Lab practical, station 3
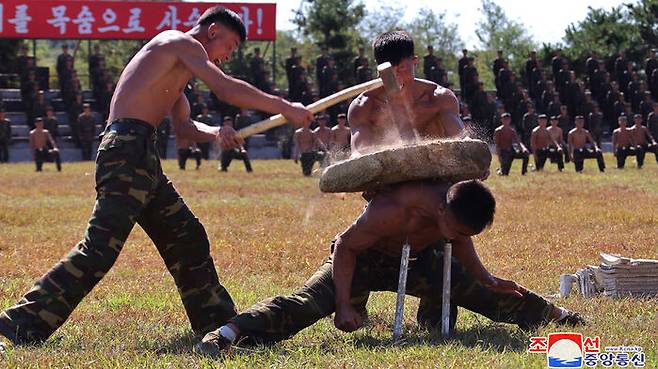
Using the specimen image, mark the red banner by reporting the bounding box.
[0,1,276,40]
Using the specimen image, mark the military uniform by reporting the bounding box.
[0,119,237,344]
[228,241,556,345]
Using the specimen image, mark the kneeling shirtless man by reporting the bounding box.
[197,180,583,354]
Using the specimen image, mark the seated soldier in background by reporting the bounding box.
[196,180,583,355]
[194,103,215,160]
[176,135,203,170]
[629,113,658,167]
[29,117,61,172]
[219,115,252,173]
[493,112,529,175]
[548,115,570,164]
[329,113,351,160]
[348,31,464,156]
[78,103,97,161]
[612,115,641,169]
[588,104,604,147]
[531,114,564,171]
[44,106,60,143]
[293,124,325,176]
[567,116,605,173]
[648,103,658,141]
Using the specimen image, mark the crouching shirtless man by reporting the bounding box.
[196,180,583,355]
[567,115,605,172]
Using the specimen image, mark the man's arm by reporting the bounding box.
[612,130,618,155]
[47,131,58,150]
[512,130,528,152]
[586,131,599,151]
[645,127,657,144]
[332,197,406,332]
[175,35,312,127]
[567,131,575,159]
[28,132,35,160]
[452,237,526,298]
[493,129,502,158]
[530,130,538,152]
[347,95,374,156]
[434,88,466,137]
[170,93,241,149]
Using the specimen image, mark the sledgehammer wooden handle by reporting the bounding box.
[237,63,396,138]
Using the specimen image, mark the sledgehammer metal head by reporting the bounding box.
[377,62,401,94]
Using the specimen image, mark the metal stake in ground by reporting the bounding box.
[442,241,453,338]
[393,239,411,341]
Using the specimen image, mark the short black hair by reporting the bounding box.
[372,31,414,66]
[197,7,246,42]
[446,180,496,234]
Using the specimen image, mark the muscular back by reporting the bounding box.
[108,31,195,126]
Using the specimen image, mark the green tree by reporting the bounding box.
[407,9,463,83]
[293,0,365,84]
[357,0,404,44]
[626,0,658,50]
[564,6,641,61]
[475,0,536,88]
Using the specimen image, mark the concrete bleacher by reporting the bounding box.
[1,88,283,163]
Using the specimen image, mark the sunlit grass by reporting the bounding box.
[0,156,656,368]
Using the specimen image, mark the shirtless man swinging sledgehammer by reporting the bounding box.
[0,6,313,349]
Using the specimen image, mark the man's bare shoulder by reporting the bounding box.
[150,30,206,56]
[494,126,504,133]
[348,90,378,123]
[568,128,578,135]
[420,80,459,112]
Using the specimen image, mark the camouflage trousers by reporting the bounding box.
[0,119,236,344]
[231,241,555,344]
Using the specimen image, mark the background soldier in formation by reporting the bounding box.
[567,116,605,172]
[29,118,61,172]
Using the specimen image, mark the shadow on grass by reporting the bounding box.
[351,323,530,353]
[151,331,197,355]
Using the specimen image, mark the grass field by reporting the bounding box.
[0,156,656,368]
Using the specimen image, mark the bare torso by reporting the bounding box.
[349,79,462,154]
[108,31,195,127]
[313,126,331,148]
[494,126,516,150]
[613,128,633,148]
[29,129,52,150]
[342,181,450,258]
[294,128,317,153]
[532,127,553,149]
[629,126,650,145]
[330,126,351,149]
[568,128,590,149]
[547,126,563,144]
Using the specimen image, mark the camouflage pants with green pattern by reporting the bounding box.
[231,241,555,344]
[0,121,237,344]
